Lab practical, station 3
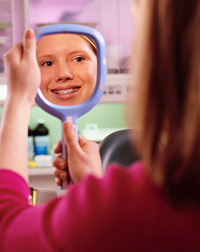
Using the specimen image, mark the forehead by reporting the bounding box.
[36,33,94,55]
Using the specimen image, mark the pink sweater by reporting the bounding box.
[0,161,200,252]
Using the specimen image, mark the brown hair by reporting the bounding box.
[129,0,200,203]
[81,35,97,54]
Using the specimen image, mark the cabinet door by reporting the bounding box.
[28,0,101,29]
[0,0,26,81]
[0,0,13,75]
[28,0,133,73]
[0,0,13,103]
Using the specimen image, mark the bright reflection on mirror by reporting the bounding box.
[36,33,97,106]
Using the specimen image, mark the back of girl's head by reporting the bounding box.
[128,0,200,203]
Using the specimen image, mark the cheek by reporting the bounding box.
[86,61,97,85]
[86,66,97,86]
[77,64,97,88]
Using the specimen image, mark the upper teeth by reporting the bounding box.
[53,88,79,94]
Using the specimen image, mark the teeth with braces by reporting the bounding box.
[53,88,79,94]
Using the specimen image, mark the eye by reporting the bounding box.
[73,56,85,63]
[41,61,53,67]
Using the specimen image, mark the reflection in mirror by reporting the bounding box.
[36,33,97,106]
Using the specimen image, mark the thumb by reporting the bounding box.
[23,29,36,58]
[63,121,79,154]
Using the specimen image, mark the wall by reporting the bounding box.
[0,102,128,152]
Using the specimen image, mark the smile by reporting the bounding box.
[52,87,80,95]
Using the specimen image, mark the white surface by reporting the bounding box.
[29,167,66,195]
[81,127,127,142]
[34,154,52,167]
[28,167,54,176]
[0,74,6,85]
[100,74,134,103]
[0,36,8,44]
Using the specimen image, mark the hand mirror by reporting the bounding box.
[34,24,107,188]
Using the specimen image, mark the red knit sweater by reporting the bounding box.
[0,161,200,252]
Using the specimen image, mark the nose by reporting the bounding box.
[55,63,73,82]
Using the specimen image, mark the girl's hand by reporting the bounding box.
[53,121,103,185]
[53,141,68,186]
[4,29,40,109]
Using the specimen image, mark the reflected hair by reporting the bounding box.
[81,35,97,54]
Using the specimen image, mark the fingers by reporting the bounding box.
[52,153,67,170]
[3,41,23,67]
[54,173,69,186]
[53,154,68,184]
[54,139,62,154]
[23,29,36,59]
[55,178,62,186]
[23,29,36,54]
[4,29,36,67]
[63,121,80,153]
[54,168,68,182]
[53,154,68,185]
[78,134,91,148]
[78,134,100,154]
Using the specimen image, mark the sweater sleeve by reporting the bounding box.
[0,169,54,251]
[0,162,146,252]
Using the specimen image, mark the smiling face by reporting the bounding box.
[36,34,97,106]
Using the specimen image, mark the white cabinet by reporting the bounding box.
[29,167,66,196]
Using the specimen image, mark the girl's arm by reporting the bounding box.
[0,29,41,182]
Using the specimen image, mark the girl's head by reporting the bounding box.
[129,0,200,202]
[36,33,97,106]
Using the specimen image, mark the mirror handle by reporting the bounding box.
[61,116,78,189]
[60,143,70,189]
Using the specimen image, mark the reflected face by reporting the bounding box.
[36,34,97,106]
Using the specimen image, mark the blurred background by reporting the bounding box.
[0,0,137,181]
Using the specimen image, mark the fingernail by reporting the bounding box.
[64,121,73,131]
[25,29,34,39]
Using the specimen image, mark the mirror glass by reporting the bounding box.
[36,33,97,106]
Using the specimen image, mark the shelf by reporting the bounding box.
[100,74,135,103]
[0,22,11,30]
[0,36,8,45]
[28,167,54,176]
[37,22,97,28]
[0,73,6,85]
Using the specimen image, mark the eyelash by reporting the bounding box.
[41,61,53,67]
[40,56,85,67]
[73,56,85,63]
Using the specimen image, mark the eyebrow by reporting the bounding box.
[37,54,54,60]
[37,50,96,61]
